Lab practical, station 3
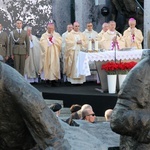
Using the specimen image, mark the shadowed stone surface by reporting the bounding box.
[0,62,70,150]
[111,50,150,150]
[61,120,120,150]
[52,0,71,35]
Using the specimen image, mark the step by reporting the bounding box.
[44,99,64,107]
[59,114,70,119]
[60,116,106,122]
[59,108,71,118]
[60,108,71,115]
[96,116,106,122]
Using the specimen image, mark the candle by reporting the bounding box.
[95,40,98,50]
[88,40,92,50]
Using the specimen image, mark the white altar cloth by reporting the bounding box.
[78,50,144,76]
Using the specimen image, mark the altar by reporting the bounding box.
[77,49,144,77]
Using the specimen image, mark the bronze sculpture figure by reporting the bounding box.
[0,62,70,150]
[111,50,150,150]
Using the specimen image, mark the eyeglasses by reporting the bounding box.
[75,26,80,27]
[87,25,93,27]
[87,114,95,116]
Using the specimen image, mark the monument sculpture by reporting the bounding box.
[0,62,70,149]
[111,0,143,32]
[111,49,150,149]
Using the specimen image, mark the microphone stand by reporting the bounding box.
[114,41,117,63]
[114,33,120,63]
[112,37,117,63]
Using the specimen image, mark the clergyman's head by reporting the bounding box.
[73,22,80,32]
[47,23,55,33]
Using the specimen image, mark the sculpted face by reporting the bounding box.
[73,22,80,32]
[16,20,23,29]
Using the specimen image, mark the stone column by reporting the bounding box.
[52,0,71,35]
[144,0,150,48]
[74,0,94,32]
[75,0,106,32]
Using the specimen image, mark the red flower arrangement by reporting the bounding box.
[101,61,137,75]
[101,62,118,75]
[117,61,137,74]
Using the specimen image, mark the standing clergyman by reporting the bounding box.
[39,23,62,86]
[65,22,87,84]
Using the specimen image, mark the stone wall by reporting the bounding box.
[52,0,71,35]
[75,0,108,32]
[144,0,150,48]
[52,0,109,34]
[0,0,52,36]
[74,0,94,32]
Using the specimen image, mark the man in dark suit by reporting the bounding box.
[0,23,9,61]
[9,19,30,75]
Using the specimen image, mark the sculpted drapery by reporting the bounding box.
[111,50,150,149]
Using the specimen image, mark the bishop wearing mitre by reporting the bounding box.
[123,18,143,49]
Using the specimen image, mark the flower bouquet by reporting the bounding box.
[101,61,137,92]
[117,61,137,74]
[101,61,118,75]
[101,61,118,93]
[117,61,137,88]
